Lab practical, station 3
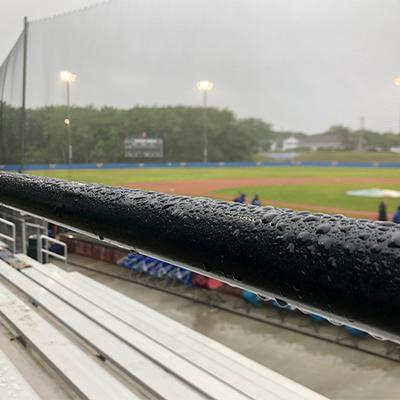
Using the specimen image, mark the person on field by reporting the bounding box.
[378,200,388,221]
[233,193,246,203]
[393,206,400,224]
[251,194,261,206]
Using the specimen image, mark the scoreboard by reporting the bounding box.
[124,137,164,159]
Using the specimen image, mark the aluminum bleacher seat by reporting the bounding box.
[21,266,249,400]
[0,259,220,400]
[0,274,137,400]
[15,254,328,400]
[0,350,42,399]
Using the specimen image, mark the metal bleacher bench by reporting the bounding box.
[0,259,206,400]
[22,254,327,399]
[0,279,135,400]
[0,251,328,399]
[20,258,323,400]
[0,350,42,399]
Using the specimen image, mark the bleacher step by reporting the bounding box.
[0,259,209,400]
[0,350,42,400]
[22,266,251,400]
[0,276,137,400]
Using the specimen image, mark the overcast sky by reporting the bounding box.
[1,0,400,134]
[0,0,96,56]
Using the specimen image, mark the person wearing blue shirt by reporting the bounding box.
[251,194,261,206]
[393,206,400,224]
[233,193,246,203]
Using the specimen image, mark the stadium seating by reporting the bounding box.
[0,252,327,400]
[0,278,135,399]
[0,350,42,399]
[120,253,193,285]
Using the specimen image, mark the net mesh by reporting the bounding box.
[1,0,400,165]
[0,33,23,165]
[2,0,276,165]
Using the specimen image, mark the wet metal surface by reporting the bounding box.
[76,259,400,400]
[1,172,400,341]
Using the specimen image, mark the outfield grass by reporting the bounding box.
[31,166,400,215]
[31,166,400,186]
[214,183,400,214]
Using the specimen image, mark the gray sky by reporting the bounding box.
[0,0,99,58]
[1,0,400,134]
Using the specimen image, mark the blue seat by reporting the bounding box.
[241,290,262,306]
[119,254,193,285]
[309,314,325,323]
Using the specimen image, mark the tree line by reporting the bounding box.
[0,102,399,164]
[0,104,273,164]
[321,125,400,152]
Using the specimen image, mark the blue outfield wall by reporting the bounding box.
[1,160,400,171]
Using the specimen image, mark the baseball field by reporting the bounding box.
[31,166,400,219]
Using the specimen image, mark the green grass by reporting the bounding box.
[31,166,400,186]
[30,166,400,215]
[214,183,400,214]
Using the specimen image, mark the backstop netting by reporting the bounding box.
[1,0,399,166]
[1,0,274,166]
[0,32,24,165]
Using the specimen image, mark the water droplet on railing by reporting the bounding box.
[388,232,400,248]
[358,232,370,240]
[261,213,278,223]
[316,223,331,234]
[328,257,337,267]
[287,243,295,253]
[257,294,271,301]
[327,318,343,326]
[274,298,289,307]
[371,333,386,341]
[304,215,320,222]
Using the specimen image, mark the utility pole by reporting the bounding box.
[60,71,76,167]
[202,89,208,163]
[398,110,400,135]
[357,116,365,151]
[66,79,72,165]
[196,80,213,163]
[394,77,400,133]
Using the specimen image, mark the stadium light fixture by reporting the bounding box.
[196,80,214,163]
[196,80,214,92]
[60,70,77,83]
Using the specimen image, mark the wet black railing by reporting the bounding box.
[0,172,400,342]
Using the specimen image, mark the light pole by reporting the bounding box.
[196,80,214,163]
[395,77,400,134]
[60,70,77,166]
